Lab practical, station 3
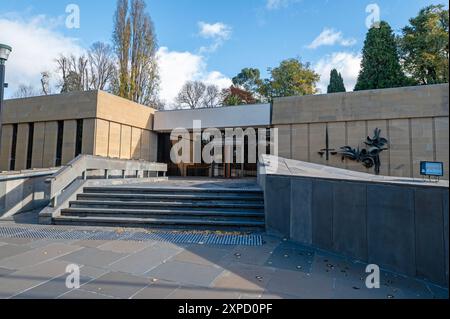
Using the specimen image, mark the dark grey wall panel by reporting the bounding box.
[414,188,446,285]
[265,175,291,235]
[443,191,449,286]
[290,178,313,244]
[367,185,416,276]
[312,180,333,250]
[333,182,368,261]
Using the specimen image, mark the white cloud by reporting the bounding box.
[157,47,231,108]
[0,14,84,98]
[198,22,231,40]
[307,28,356,49]
[314,52,362,93]
[198,21,232,53]
[266,0,300,10]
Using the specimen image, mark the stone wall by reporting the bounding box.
[272,84,449,179]
[259,155,449,287]
[1,91,158,171]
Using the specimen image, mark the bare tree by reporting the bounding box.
[40,71,52,95]
[56,54,90,93]
[202,85,221,108]
[113,0,159,106]
[88,42,116,90]
[13,85,39,98]
[176,81,206,109]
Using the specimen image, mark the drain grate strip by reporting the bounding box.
[0,226,262,246]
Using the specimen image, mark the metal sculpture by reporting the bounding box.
[339,128,388,175]
[318,126,337,161]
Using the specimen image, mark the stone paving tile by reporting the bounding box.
[212,262,275,294]
[378,270,433,299]
[26,239,77,249]
[426,283,449,299]
[58,247,127,268]
[58,288,115,299]
[80,271,151,299]
[260,292,299,299]
[168,285,240,299]
[71,239,111,248]
[332,277,400,299]
[0,238,35,245]
[266,269,334,299]
[227,246,275,267]
[108,245,180,275]
[97,240,152,254]
[0,244,33,261]
[146,260,224,287]
[12,274,92,299]
[0,267,14,278]
[132,280,180,299]
[0,259,71,298]
[79,265,109,279]
[265,243,314,273]
[0,243,81,270]
[170,245,232,267]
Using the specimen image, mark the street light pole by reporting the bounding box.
[0,44,12,156]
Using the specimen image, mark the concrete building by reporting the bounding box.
[1,83,448,179]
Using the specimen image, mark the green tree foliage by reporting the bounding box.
[355,21,407,91]
[259,58,320,100]
[398,5,449,85]
[327,69,346,93]
[232,68,262,94]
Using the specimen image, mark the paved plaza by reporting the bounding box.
[0,218,447,299]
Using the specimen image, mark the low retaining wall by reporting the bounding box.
[259,155,449,287]
[0,169,58,218]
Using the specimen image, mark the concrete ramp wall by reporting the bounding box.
[259,155,449,287]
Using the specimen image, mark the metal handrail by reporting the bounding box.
[46,155,167,207]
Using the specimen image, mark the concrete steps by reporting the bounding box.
[53,185,265,230]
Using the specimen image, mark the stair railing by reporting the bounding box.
[46,155,167,207]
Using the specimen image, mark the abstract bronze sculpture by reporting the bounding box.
[339,128,388,175]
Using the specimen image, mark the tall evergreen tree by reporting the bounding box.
[327,69,346,93]
[355,21,407,91]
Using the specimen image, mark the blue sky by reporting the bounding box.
[0,0,447,104]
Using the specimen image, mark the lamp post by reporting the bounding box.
[0,43,12,153]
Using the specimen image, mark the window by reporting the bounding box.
[26,123,34,169]
[75,119,83,157]
[55,121,64,167]
[9,124,18,171]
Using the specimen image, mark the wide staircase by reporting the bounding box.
[53,185,265,231]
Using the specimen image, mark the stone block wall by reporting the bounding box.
[272,84,449,179]
[263,171,449,287]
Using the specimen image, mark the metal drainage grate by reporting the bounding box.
[0,226,263,246]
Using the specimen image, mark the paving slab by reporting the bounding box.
[58,288,115,299]
[171,245,232,267]
[0,267,14,278]
[80,271,151,299]
[146,260,224,287]
[168,285,240,299]
[97,240,152,254]
[264,244,314,273]
[0,259,71,298]
[0,244,33,261]
[58,247,127,268]
[12,274,92,299]
[131,280,180,299]
[0,243,81,270]
[108,245,180,275]
[212,263,275,294]
[266,269,334,299]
